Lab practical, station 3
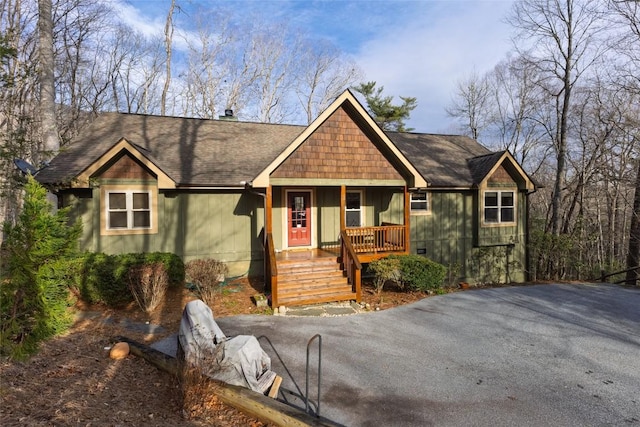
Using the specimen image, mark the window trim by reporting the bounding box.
[100,185,158,236]
[410,191,431,215]
[482,189,516,226]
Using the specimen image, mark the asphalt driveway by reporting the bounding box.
[216,284,640,426]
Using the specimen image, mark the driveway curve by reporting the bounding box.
[216,284,640,426]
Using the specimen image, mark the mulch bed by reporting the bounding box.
[0,276,444,426]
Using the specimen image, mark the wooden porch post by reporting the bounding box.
[265,186,278,308]
[404,186,410,254]
[340,185,346,232]
[266,186,273,235]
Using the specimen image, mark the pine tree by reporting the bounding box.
[353,81,417,132]
[1,176,82,358]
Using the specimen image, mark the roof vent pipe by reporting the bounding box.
[219,109,238,121]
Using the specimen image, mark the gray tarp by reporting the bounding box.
[178,300,276,394]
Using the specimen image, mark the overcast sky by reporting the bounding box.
[117,0,516,134]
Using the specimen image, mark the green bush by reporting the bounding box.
[142,252,185,288]
[75,252,126,306]
[368,257,401,295]
[71,252,184,307]
[1,176,82,359]
[389,254,447,292]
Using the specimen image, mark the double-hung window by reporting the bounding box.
[106,190,152,230]
[345,191,363,227]
[484,190,515,224]
[410,192,430,214]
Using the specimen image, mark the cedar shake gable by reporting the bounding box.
[252,90,427,188]
[271,106,404,182]
[467,151,535,191]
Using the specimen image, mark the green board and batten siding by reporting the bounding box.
[63,186,265,276]
[63,183,527,283]
[410,190,527,284]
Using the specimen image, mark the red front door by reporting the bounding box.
[287,191,311,247]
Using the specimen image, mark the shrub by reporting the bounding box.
[185,259,229,306]
[390,254,447,292]
[116,252,184,289]
[0,176,82,359]
[127,263,169,313]
[76,252,127,306]
[144,252,185,288]
[368,257,401,295]
[71,252,185,307]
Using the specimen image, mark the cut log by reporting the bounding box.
[115,336,340,427]
[269,375,283,398]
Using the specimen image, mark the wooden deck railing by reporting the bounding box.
[344,224,406,254]
[340,230,362,301]
[265,233,278,307]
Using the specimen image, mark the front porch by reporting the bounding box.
[265,224,408,307]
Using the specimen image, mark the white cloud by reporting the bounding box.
[354,1,515,133]
[110,0,193,51]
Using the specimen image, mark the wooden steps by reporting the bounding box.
[275,254,356,307]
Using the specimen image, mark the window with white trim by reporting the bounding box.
[484,190,515,224]
[107,190,152,230]
[410,191,430,213]
[345,191,362,227]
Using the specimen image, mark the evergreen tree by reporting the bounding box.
[1,176,82,359]
[352,81,417,132]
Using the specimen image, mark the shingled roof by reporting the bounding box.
[36,112,499,189]
[388,131,491,188]
[36,113,305,187]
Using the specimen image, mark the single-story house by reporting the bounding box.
[36,90,535,307]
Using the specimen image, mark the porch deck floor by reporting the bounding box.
[275,247,339,262]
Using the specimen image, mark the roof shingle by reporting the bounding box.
[36,112,496,189]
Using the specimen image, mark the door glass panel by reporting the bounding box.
[291,195,306,227]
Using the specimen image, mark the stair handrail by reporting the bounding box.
[340,230,362,301]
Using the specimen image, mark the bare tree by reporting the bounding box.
[627,158,640,285]
[246,22,300,123]
[161,0,176,116]
[608,0,640,284]
[295,40,363,124]
[509,0,607,235]
[181,11,235,118]
[38,0,58,162]
[490,56,548,169]
[446,70,492,140]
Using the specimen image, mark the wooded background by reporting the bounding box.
[1,0,638,283]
